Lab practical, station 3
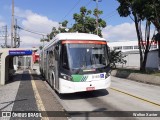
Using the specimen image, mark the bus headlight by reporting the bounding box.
[60,73,73,81]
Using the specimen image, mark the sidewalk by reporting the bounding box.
[0,69,68,120]
[111,69,160,86]
[0,71,22,111]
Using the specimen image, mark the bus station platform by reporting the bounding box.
[0,68,67,120]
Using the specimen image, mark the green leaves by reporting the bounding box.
[117,0,160,29]
[109,49,127,68]
[117,0,131,17]
[72,7,106,37]
[117,0,160,71]
[48,6,106,39]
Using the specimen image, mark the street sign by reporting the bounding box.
[9,50,32,55]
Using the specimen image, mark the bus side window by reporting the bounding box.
[54,45,59,61]
[61,45,69,70]
[49,51,54,65]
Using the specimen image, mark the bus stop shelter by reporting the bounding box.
[0,48,38,85]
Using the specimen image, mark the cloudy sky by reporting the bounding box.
[0,0,154,48]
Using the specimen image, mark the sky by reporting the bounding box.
[0,0,148,48]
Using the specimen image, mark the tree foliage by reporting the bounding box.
[117,0,160,29]
[109,49,127,68]
[48,6,106,39]
[117,0,160,71]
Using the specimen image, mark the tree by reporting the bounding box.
[109,49,127,68]
[71,7,93,33]
[48,6,106,39]
[117,0,160,71]
[49,27,60,40]
[49,20,69,40]
[71,6,106,37]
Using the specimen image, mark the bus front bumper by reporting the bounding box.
[59,77,111,94]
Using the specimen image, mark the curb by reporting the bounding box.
[111,70,160,86]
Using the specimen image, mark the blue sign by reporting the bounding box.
[9,50,32,55]
[100,74,104,78]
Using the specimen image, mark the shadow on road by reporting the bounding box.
[0,99,28,111]
[58,89,109,100]
[6,70,43,85]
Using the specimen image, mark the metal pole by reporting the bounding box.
[5,25,7,47]
[11,0,14,48]
[43,35,44,47]
[14,19,17,47]
[96,0,99,35]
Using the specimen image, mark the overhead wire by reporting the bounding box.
[61,0,81,22]
[17,26,47,36]
[67,0,92,26]
[64,0,117,26]
[101,10,118,19]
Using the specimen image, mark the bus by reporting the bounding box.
[39,33,111,94]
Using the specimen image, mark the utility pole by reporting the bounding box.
[5,25,8,47]
[93,0,102,35]
[96,0,98,35]
[11,0,15,48]
[42,35,44,47]
[14,19,17,47]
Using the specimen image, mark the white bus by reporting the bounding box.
[39,33,111,94]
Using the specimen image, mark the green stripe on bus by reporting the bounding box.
[72,75,83,82]
[81,76,88,82]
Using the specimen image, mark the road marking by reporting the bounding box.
[110,87,160,107]
[29,70,49,120]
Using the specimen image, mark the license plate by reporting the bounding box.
[86,87,95,91]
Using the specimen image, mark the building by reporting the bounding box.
[108,41,158,52]
[108,41,159,69]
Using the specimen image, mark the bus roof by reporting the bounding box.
[54,33,105,41]
[43,33,106,50]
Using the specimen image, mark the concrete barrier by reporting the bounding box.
[111,70,160,86]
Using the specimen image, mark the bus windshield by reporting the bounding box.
[61,42,109,70]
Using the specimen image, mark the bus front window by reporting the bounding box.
[64,43,109,70]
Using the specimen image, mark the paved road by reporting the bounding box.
[0,67,160,120]
[49,76,160,120]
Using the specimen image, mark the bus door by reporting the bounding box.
[54,44,60,90]
[46,51,49,80]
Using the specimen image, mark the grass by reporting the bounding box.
[152,72,160,77]
[115,68,160,77]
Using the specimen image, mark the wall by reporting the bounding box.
[116,51,140,68]
[146,50,159,69]
[116,49,160,70]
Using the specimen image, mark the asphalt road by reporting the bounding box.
[48,76,160,120]
[0,67,160,120]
